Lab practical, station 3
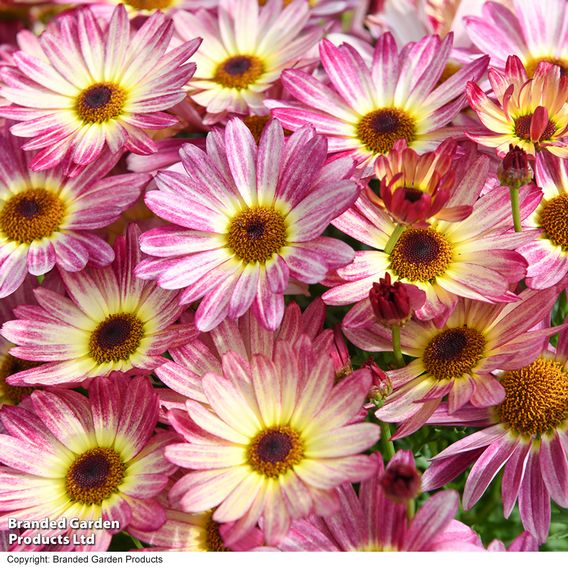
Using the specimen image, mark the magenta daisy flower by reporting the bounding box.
[423,330,568,543]
[0,375,177,551]
[136,118,358,332]
[164,336,380,546]
[0,5,200,172]
[467,57,568,158]
[323,182,539,322]
[519,152,568,289]
[0,127,149,298]
[465,0,568,76]
[344,287,563,438]
[274,452,484,551]
[0,225,196,387]
[173,0,321,115]
[267,33,488,174]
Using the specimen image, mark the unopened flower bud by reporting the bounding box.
[363,359,392,408]
[498,145,533,189]
[369,273,426,326]
[381,450,421,503]
[331,325,353,381]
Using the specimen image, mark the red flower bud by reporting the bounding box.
[363,358,392,408]
[498,145,533,189]
[381,450,421,504]
[369,273,426,326]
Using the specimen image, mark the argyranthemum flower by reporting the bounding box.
[136,118,358,332]
[422,328,568,543]
[0,274,45,407]
[0,127,149,298]
[165,336,380,546]
[129,499,263,551]
[267,33,488,175]
[465,0,568,76]
[156,299,337,411]
[323,182,539,322]
[0,375,177,551]
[343,287,562,438]
[370,139,484,225]
[274,452,484,551]
[467,56,568,158]
[173,0,321,115]
[0,225,196,387]
[519,152,568,289]
[0,5,200,172]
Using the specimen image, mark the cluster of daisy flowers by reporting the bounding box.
[0,0,566,554]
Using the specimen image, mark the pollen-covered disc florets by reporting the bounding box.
[389,227,453,282]
[357,108,416,156]
[213,55,265,90]
[75,83,127,124]
[227,206,287,264]
[423,327,486,380]
[247,426,305,478]
[498,357,568,436]
[0,188,65,244]
[65,448,126,505]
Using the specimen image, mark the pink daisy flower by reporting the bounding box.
[343,287,563,438]
[519,153,568,289]
[0,225,196,387]
[273,451,484,551]
[136,118,358,332]
[173,0,322,115]
[467,57,568,158]
[0,127,149,298]
[156,299,340,411]
[267,33,488,175]
[164,336,380,546]
[0,375,178,551]
[465,0,568,76]
[0,5,200,172]
[323,181,540,322]
[422,329,568,543]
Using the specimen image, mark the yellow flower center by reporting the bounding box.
[213,55,265,90]
[75,82,126,124]
[539,194,568,249]
[357,108,416,155]
[89,313,145,364]
[525,57,568,78]
[124,0,173,10]
[437,61,461,86]
[0,188,65,244]
[247,426,305,478]
[0,355,39,405]
[66,448,125,505]
[205,514,229,552]
[423,327,486,381]
[498,357,568,436]
[227,206,287,264]
[514,113,556,142]
[389,227,453,282]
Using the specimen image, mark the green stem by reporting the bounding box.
[384,224,405,255]
[391,324,404,368]
[380,422,396,461]
[130,536,144,549]
[509,186,522,232]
